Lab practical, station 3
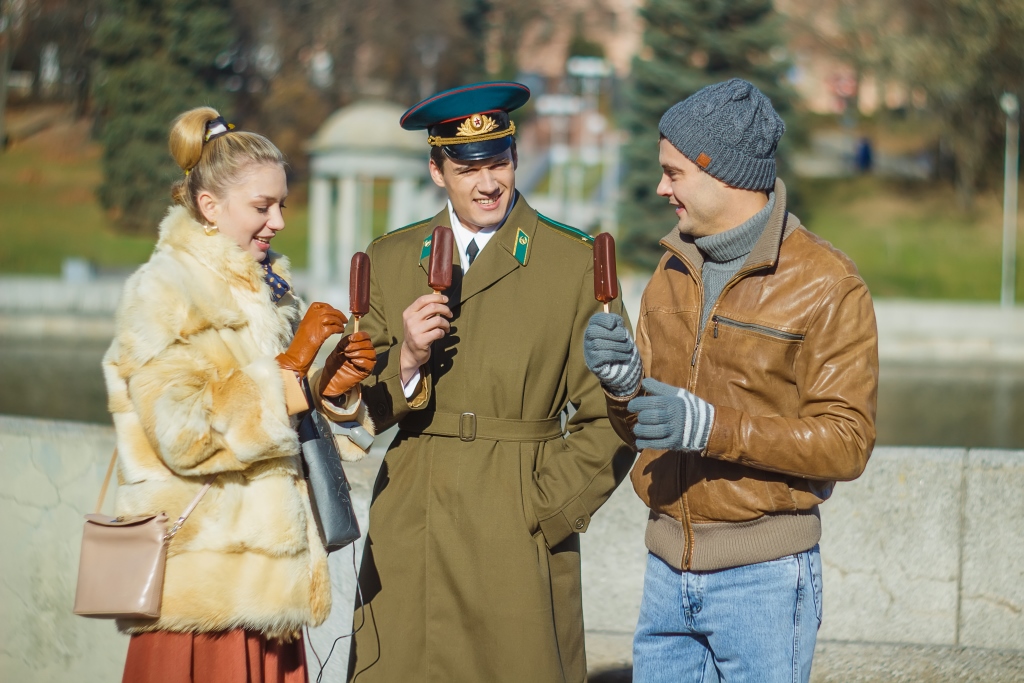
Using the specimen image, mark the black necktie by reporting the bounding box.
[466,239,479,267]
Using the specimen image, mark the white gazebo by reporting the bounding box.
[306,100,438,299]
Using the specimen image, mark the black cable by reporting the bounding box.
[307,542,367,683]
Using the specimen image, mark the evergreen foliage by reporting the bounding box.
[620,0,793,268]
[91,0,236,233]
[568,14,605,58]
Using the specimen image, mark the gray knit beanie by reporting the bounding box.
[659,78,784,191]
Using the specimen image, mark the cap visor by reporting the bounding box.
[442,136,514,161]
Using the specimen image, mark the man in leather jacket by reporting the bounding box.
[583,79,878,682]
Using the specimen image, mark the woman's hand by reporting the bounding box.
[399,293,452,384]
[277,302,348,376]
[319,331,377,398]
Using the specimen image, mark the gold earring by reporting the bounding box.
[203,223,218,236]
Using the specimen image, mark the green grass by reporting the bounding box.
[2,118,1022,302]
[0,121,151,273]
[532,161,605,199]
[797,175,1024,301]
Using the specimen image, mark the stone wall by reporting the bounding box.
[2,416,1022,682]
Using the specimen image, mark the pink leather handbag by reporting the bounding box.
[73,450,211,619]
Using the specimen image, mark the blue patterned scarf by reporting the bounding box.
[263,260,291,303]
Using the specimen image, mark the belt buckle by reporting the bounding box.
[459,412,477,442]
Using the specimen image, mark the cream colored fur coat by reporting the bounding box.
[103,205,369,638]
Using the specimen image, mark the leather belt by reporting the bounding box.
[399,411,563,443]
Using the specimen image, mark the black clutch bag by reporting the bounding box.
[297,407,361,553]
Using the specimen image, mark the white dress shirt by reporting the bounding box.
[449,201,499,273]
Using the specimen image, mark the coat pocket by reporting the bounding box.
[519,441,541,537]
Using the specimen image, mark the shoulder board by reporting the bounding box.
[371,218,430,246]
[537,214,594,247]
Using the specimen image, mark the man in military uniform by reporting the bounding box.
[347,82,634,682]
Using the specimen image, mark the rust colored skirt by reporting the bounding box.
[122,629,307,683]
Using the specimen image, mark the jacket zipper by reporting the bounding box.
[682,268,703,567]
[712,315,805,341]
[660,243,775,570]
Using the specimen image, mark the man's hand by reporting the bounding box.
[277,302,348,376]
[400,293,452,384]
[583,312,642,397]
[319,331,377,398]
[627,378,715,452]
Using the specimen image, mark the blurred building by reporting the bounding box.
[514,0,642,78]
[306,100,442,297]
[776,0,922,117]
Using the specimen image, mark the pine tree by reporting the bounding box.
[620,0,793,268]
[92,0,236,234]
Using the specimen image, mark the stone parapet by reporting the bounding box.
[2,416,1022,682]
[0,277,125,315]
[872,299,1024,364]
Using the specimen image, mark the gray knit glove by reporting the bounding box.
[583,313,643,397]
[628,378,715,452]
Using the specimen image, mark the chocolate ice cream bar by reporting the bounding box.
[428,225,454,292]
[350,252,370,318]
[593,232,618,310]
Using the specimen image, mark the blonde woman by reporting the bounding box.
[103,107,375,683]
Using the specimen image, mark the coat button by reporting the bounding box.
[574,518,586,530]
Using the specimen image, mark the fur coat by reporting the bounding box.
[102,205,371,638]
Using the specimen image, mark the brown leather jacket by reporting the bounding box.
[609,179,878,571]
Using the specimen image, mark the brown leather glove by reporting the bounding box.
[277,302,348,377]
[319,331,376,398]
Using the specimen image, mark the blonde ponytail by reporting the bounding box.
[168,107,285,221]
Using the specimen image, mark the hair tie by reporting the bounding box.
[204,116,236,144]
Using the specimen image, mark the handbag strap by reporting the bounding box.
[94,448,119,514]
[165,479,214,540]
[93,448,214,540]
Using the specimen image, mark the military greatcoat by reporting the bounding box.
[347,196,634,682]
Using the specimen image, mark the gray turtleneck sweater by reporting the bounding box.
[695,192,775,334]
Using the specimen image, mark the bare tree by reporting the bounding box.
[0,0,30,148]
[893,0,1024,207]
[784,0,1024,207]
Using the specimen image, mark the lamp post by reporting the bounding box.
[1000,92,1019,308]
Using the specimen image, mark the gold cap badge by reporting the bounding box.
[457,113,499,137]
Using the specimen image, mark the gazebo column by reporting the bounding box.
[388,176,416,232]
[359,176,375,246]
[308,174,332,284]
[336,174,358,290]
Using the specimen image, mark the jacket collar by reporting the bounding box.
[418,192,538,305]
[660,178,793,276]
[156,205,292,297]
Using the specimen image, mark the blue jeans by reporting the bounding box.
[633,546,822,683]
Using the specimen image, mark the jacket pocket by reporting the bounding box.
[645,308,699,389]
[702,314,804,413]
[711,315,805,342]
[686,457,797,521]
[630,448,684,514]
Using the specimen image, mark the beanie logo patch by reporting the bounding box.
[696,152,712,169]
